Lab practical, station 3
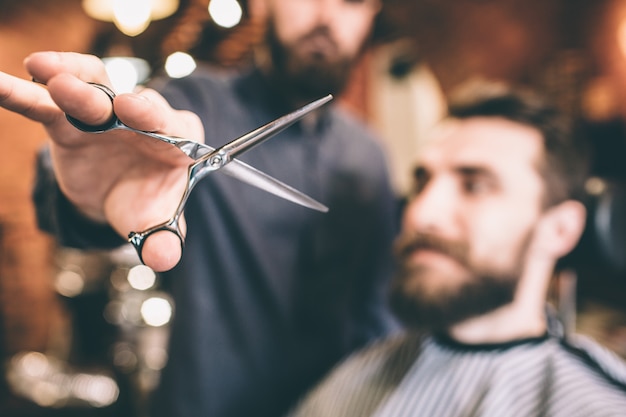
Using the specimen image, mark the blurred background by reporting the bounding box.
[1,0,626,415]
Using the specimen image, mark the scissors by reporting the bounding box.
[64,82,331,263]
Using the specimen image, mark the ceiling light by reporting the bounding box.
[82,0,180,36]
[208,0,243,29]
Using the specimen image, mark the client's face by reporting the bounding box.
[390,117,545,331]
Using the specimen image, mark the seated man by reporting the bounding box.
[288,83,626,417]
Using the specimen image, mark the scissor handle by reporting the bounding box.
[65,82,119,133]
[128,217,185,265]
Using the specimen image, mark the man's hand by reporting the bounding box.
[0,51,205,271]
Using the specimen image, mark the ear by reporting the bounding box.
[533,200,587,258]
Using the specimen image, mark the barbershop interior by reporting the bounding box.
[1,0,626,416]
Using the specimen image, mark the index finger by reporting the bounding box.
[25,51,110,87]
[0,71,60,125]
[47,73,116,128]
[25,52,116,128]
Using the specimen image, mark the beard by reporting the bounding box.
[389,231,529,333]
[265,18,358,104]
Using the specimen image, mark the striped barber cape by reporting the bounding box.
[288,328,626,417]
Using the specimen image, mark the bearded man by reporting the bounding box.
[0,0,399,415]
[287,83,626,417]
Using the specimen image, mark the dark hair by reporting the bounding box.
[447,81,588,207]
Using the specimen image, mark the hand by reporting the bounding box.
[0,51,205,271]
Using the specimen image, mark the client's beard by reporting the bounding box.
[389,232,524,333]
[266,19,356,104]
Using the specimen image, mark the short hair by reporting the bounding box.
[446,81,588,207]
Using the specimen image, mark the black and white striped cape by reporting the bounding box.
[288,326,626,416]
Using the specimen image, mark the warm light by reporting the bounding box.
[18,352,50,378]
[103,57,151,93]
[55,269,85,297]
[144,346,168,370]
[112,0,152,36]
[126,264,157,290]
[73,373,120,407]
[164,52,197,78]
[82,0,179,36]
[585,177,607,196]
[140,297,173,327]
[7,352,119,408]
[208,0,243,29]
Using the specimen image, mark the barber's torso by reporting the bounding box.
[149,66,398,417]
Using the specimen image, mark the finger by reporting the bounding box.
[0,71,61,124]
[25,51,110,87]
[115,88,205,143]
[104,169,190,271]
[47,73,115,127]
[140,229,185,272]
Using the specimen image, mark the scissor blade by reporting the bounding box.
[220,157,329,212]
[217,94,333,161]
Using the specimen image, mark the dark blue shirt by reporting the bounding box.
[34,66,400,417]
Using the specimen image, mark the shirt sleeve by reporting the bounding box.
[32,146,127,249]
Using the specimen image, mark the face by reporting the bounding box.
[390,117,547,331]
[262,0,380,101]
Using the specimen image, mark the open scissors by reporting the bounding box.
[65,82,331,263]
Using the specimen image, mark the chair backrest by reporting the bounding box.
[594,181,626,273]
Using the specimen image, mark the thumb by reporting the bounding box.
[138,229,185,272]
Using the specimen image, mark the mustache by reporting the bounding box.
[296,26,338,52]
[393,232,470,267]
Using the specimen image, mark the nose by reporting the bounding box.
[314,0,348,26]
[403,178,458,235]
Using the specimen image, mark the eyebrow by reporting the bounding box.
[412,165,500,187]
[413,165,495,177]
[455,166,496,178]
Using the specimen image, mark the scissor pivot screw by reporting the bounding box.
[209,155,223,167]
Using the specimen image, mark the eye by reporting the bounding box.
[410,167,430,196]
[343,0,380,8]
[462,175,494,195]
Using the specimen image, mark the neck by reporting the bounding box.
[447,303,547,344]
[447,257,554,344]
